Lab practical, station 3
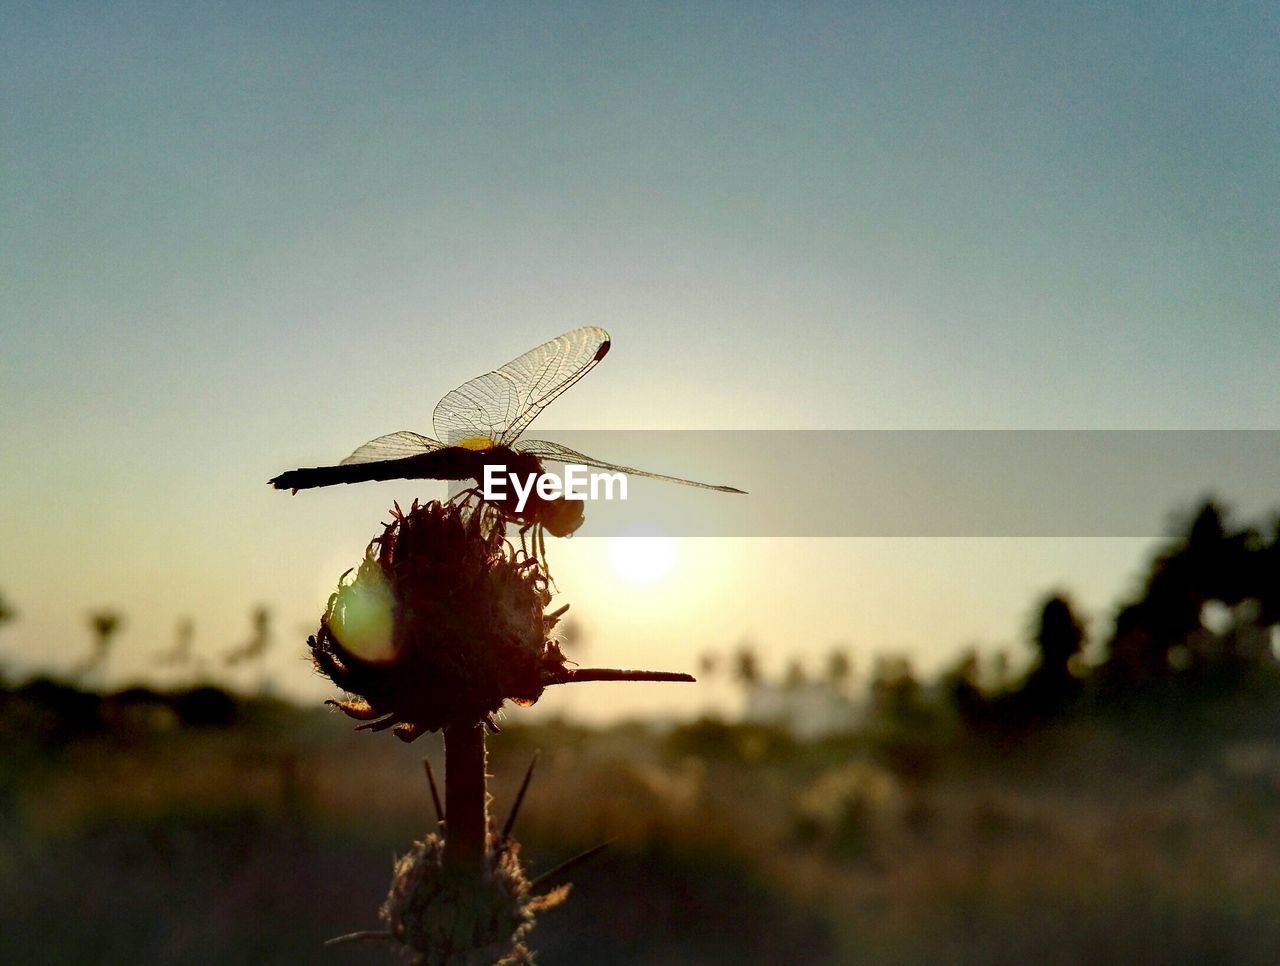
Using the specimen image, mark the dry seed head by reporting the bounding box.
[309,500,568,739]
[382,833,569,965]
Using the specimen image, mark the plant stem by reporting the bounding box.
[442,720,488,874]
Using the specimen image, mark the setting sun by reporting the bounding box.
[607,535,678,584]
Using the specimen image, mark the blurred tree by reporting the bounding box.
[990,649,1010,692]
[942,647,985,726]
[89,610,122,642]
[173,684,237,727]
[75,609,123,685]
[784,659,807,690]
[698,650,719,677]
[155,616,194,668]
[1021,594,1086,709]
[869,655,923,725]
[825,648,853,691]
[1105,499,1276,686]
[1034,595,1084,675]
[733,643,761,689]
[0,594,12,691]
[1180,501,1258,606]
[1261,518,1280,627]
[225,605,272,667]
[1106,602,1164,683]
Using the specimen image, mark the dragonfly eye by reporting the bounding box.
[543,500,586,538]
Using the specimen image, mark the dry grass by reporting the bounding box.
[4,699,1280,964]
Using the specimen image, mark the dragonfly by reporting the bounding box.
[269,326,744,548]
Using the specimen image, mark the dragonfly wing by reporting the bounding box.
[433,326,611,446]
[340,431,444,465]
[515,439,746,494]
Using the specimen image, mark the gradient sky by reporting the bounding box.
[3,2,1277,719]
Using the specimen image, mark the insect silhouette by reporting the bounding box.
[269,327,744,546]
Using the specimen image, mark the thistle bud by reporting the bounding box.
[309,500,568,740]
[381,833,568,965]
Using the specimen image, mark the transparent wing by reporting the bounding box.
[340,431,445,465]
[515,439,746,494]
[433,326,611,446]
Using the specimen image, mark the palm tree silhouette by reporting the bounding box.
[75,609,123,687]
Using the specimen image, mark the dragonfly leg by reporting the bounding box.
[448,485,480,507]
[535,525,558,591]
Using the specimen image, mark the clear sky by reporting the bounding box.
[2,2,1277,719]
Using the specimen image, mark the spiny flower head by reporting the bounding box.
[381,833,568,966]
[310,500,569,739]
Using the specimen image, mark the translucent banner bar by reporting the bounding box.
[478,430,1280,537]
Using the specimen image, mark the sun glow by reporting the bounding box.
[607,535,678,584]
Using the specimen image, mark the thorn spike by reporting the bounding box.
[547,668,696,685]
[530,839,615,891]
[324,930,394,946]
[423,757,444,824]
[502,750,540,841]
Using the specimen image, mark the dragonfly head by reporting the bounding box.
[541,497,586,538]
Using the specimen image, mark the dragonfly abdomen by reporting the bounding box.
[269,448,490,492]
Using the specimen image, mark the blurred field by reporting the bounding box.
[4,501,1279,963]
[4,675,1280,965]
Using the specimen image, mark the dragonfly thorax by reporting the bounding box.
[468,448,586,538]
[455,435,499,451]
